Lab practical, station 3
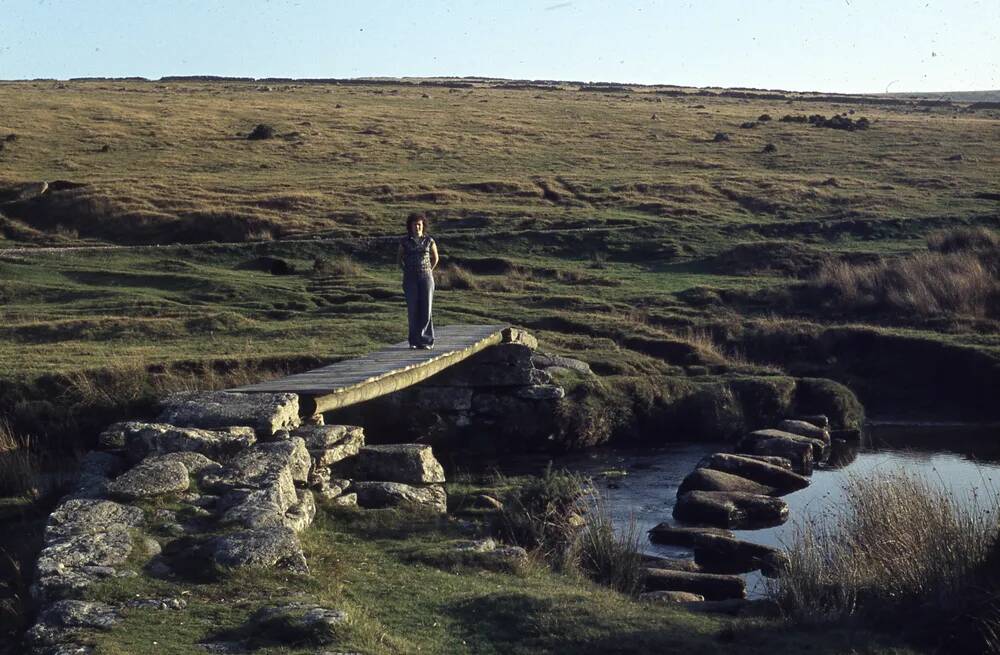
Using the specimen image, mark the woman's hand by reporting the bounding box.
[430,240,439,270]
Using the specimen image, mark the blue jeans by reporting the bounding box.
[403,268,434,346]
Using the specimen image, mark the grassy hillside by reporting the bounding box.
[0,78,998,442]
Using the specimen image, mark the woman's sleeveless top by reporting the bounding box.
[401,235,434,273]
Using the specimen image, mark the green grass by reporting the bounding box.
[79,501,923,655]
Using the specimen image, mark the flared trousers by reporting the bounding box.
[403,268,435,347]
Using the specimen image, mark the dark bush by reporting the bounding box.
[247,124,276,140]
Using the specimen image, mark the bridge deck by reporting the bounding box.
[230,324,509,414]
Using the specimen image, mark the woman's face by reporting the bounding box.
[410,220,424,237]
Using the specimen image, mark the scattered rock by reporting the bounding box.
[350,481,447,513]
[158,391,300,437]
[762,143,777,153]
[757,114,772,122]
[946,153,963,161]
[697,453,810,493]
[677,467,777,497]
[212,527,309,573]
[639,590,705,603]
[124,597,188,610]
[739,121,757,129]
[713,132,730,142]
[642,568,746,601]
[336,444,445,484]
[108,457,190,500]
[99,144,111,153]
[673,491,789,529]
[530,352,593,375]
[329,492,357,507]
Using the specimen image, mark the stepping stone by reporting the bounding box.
[677,468,777,497]
[697,453,810,493]
[673,491,789,529]
[692,533,789,577]
[647,524,735,547]
[642,568,746,601]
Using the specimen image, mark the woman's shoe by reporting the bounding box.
[419,343,433,350]
[409,345,418,349]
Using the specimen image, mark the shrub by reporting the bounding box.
[247,124,275,140]
[769,469,1000,652]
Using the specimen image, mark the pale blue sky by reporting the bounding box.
[0,1,997,93]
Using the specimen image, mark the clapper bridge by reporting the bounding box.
[230,324,523,416]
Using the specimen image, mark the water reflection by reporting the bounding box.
[532,423,1000,597]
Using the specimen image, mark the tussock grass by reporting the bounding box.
[811,250,998,319]
[770,469,1000,653]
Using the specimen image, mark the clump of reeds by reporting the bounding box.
[497,466,644,594]
[770,468,1000,652]
[807,227,999,319]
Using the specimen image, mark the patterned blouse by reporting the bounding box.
[400,235,435,273]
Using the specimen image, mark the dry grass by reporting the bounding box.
[928,226,1000,254]
[571,492,644,596]
[0,420,37,497]
[312,255,364,277]
[770,469,1000,652]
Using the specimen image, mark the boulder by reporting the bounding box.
[642,568,746,601]
[640,555,702,573]
[638,590,705,603]
[291,424,364,467]
[677,468,776,497]
[201,438,309,507]
[778,419,831,443]
[258,438,311,483]
[692,534,790,577]
[737,454,793,469]
[697,453,810,493]
[673,491,789,529]
[330,492,358,507]
[248,603,348,646]
[34,526,135,601]
[45,499,144,541]
[152,451,222,475]
[335,444,445,484]
[745,428,827,460]
[158,390,300,437]
[107,457,190,500]
[212,527,308,573]
[473,343,534,366]
[220,486,314,532]
[647,524,735,547]
[26,600,120,648]
[350,481,447,513]
[737,432,815,475]
[101,422,256,461]
[531,352,593,375]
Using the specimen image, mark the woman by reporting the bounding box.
[397,212,439,349]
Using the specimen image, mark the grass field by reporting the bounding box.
[1,77,997,654]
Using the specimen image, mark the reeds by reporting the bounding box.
[0,420,37,498]
[769,468,1000,652]
[497,466,644,594]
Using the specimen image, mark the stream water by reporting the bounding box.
[493,422,1000,597]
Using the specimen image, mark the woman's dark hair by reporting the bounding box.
[406,212,428,234]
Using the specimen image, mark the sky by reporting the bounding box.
[0,0,997,94]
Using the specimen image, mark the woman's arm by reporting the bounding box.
[396,242,405,269]
[429,240,439,270]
